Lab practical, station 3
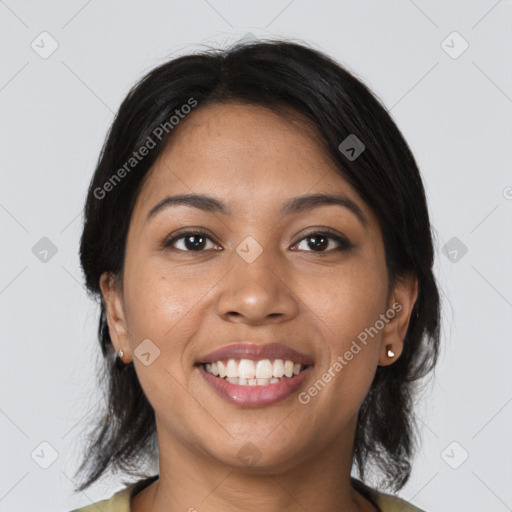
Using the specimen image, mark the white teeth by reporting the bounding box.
[272,359,285,377]
[255,359,273,379]
[203,358,307,383]
[225,377,276,386]
[217,360,227,378]
[238,359,256,379]
[284,360,294,378]
[226,359,238,378]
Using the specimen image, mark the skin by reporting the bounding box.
[100,102,418,512]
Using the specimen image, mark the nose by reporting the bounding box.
[216,246,299,325]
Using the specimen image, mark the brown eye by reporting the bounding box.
[294,230,353,253]
[164,230,218,252]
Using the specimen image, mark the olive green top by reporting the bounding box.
[69,475,426,512]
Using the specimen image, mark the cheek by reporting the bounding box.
[299,266,386,419]
[308,260,387,340]
[122,258,205,361]
[301,260,388,406]
[121,261,208,419]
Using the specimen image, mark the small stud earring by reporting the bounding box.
[386,344,395,358]
[116,348,124,361]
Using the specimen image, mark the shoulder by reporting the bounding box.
[351,477,427,512]
[375,491,426,512]
[67,487,131,512]
[67,475,159,512]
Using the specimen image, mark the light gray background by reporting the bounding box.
[1,1,511,511]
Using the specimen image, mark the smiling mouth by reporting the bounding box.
[196,358,312,386]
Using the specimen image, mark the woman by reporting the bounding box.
[70,38,440,512]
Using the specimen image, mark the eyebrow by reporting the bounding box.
[146,192,368,228]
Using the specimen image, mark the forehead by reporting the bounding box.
[133,102,369,221]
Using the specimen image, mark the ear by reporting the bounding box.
[378,273,418,366]
[99,271,130,363]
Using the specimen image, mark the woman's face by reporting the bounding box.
[101,102,416,472]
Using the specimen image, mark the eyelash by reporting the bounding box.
[162,228,353,254]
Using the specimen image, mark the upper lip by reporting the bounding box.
[196,342,315,366]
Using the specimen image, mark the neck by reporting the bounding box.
[132,416,378,512]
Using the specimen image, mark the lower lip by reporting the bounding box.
[197,364,313,407]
